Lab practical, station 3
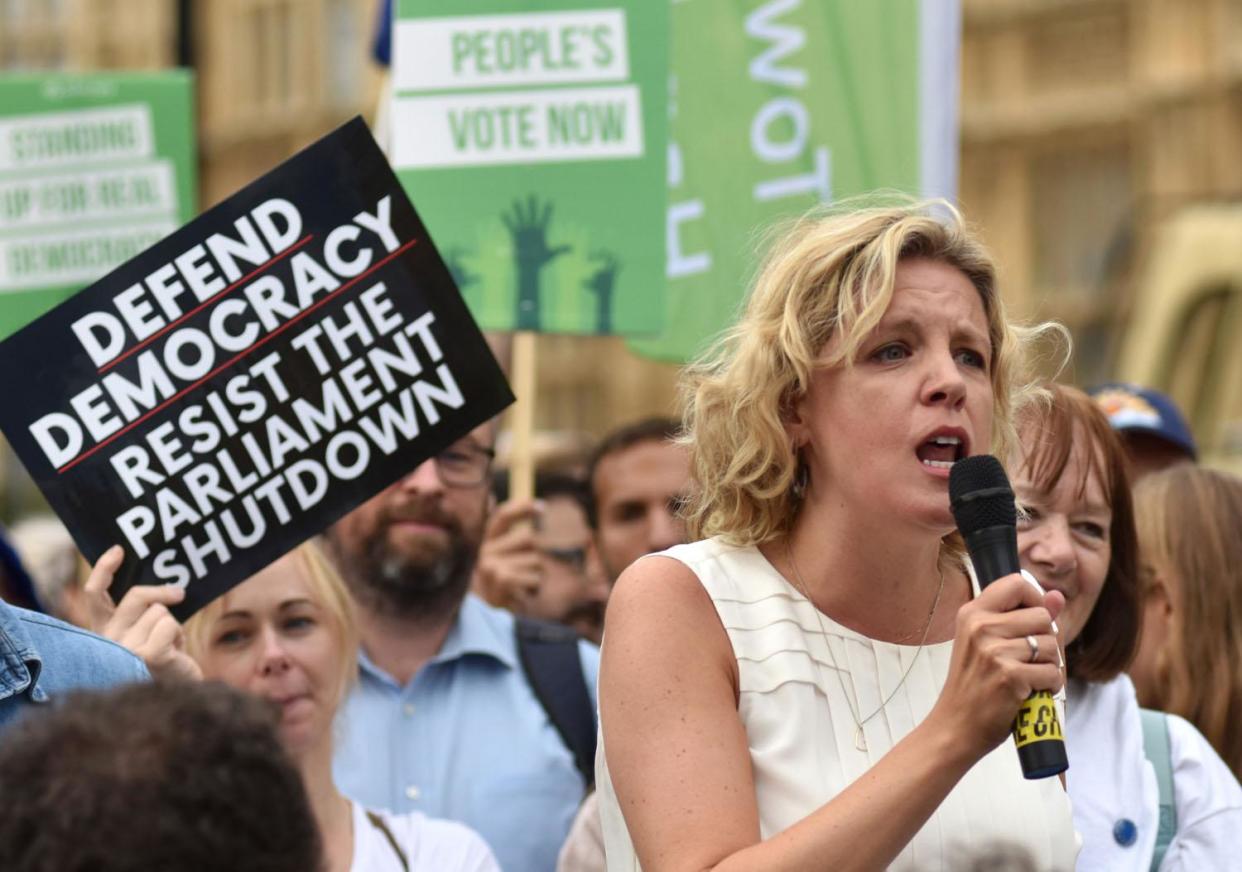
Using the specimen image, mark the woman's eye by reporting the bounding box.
[1074,522,1107,540]
[955,348,987,369]
[284,617,315,633]
[873,344,908,363]
[214,629,247,646]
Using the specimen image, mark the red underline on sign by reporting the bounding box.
[99,234,316,374]
[58,237,420,474]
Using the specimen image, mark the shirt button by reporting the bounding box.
[403,703,416,717]
[1113,818,1137,847]
[405,785,420,801]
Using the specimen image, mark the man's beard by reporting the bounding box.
[335,527,478,624]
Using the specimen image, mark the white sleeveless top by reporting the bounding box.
[596,538,1079,871]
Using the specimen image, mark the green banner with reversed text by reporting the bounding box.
[636,0,958,362]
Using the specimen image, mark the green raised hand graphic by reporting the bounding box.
[444,246,479,293]
[501,195,571,331]
[582,250,621,335]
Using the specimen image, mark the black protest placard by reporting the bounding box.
[0,117,513,618]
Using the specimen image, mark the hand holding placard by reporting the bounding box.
[82,544,202,682]
[473,498,545,608]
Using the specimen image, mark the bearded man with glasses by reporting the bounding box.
[326,422,600,872]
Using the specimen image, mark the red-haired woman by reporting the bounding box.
[1012,382,1242,870]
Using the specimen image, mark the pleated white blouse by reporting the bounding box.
[596,537,1079,871]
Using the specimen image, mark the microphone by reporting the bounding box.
[949,455,1068,780]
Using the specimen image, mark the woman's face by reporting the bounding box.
[791,258,994,532]
[1014,437,1112,646]
[194,554,344,757]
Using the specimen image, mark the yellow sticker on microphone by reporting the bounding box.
[1012,691,1063,748]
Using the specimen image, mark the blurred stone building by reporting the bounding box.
[960,0,1242,466]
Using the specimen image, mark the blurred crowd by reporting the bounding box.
[0,407,691,872]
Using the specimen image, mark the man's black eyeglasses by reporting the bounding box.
[432,442,496,488]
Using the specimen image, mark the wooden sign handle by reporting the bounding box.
[508,331,537,503]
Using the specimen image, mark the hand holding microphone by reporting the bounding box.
[948,455,1068,779]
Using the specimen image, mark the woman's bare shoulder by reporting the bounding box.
[603,550,735,678]
[608,552,714,625]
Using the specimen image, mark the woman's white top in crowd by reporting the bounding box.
[1065,674,1242,871]
[350,801,500,872]
[596,537,1080,871]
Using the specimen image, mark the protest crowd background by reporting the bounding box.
[2,2,1242,871]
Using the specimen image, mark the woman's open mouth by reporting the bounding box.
[916,433,966,470]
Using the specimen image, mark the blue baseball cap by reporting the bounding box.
[1089,383,1198,461]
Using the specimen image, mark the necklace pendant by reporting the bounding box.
[854,724,867,752]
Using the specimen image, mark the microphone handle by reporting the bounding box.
[963,525,1068,780]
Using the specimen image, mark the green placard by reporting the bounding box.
[0,71,196,340]
[635,0,958,362]
[392,0,667,336]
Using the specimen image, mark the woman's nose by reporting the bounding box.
[1029,519,1077,576]
[922,349,968,409]
[258,627,291,675]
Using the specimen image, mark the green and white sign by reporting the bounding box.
[392,1,667,335]
[638,0,960,362]
[0,71,196,340]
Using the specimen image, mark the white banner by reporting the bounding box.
[0,220,174,292]
[0,104,154,173]
[394,9,629,92]
[0,161,176,231]
[392,84,642,168]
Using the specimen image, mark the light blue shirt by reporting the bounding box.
[334,594,599,872]
[0,599,149,731]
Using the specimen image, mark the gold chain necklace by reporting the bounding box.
[784,540,945,752]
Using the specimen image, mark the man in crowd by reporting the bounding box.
[0,527,147,731]
[327,425,598,872]
[1090,383,1197,480]
[0,681,321,871]
[587,416,692,585]
[475,470,610,643]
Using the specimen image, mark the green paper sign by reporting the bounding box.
[392,0,667,335]
[0,71,196,340]
[636,0,959,362]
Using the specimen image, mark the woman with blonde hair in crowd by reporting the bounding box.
[85,542,499,872]
[596,200,1078,870]
[1131,465,1242,780]
[1011,382,1241,870]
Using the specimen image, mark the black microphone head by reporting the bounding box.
[949,455,1016,535]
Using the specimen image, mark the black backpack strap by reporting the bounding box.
[514,617,597,790]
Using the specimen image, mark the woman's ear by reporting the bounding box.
[784,392,811,450]
[1148,573,1174,619]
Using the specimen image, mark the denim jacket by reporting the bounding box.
[0,598,148,731]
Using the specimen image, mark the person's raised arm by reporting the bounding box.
[600,559,1063,872]
[82,545,203,683]
[472,498,544,609]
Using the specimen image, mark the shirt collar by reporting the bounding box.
[434,594,518,669]
[357,594,518,686]
[0,599,44,702]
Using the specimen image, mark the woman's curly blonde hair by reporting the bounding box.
[680,197,1060,545]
